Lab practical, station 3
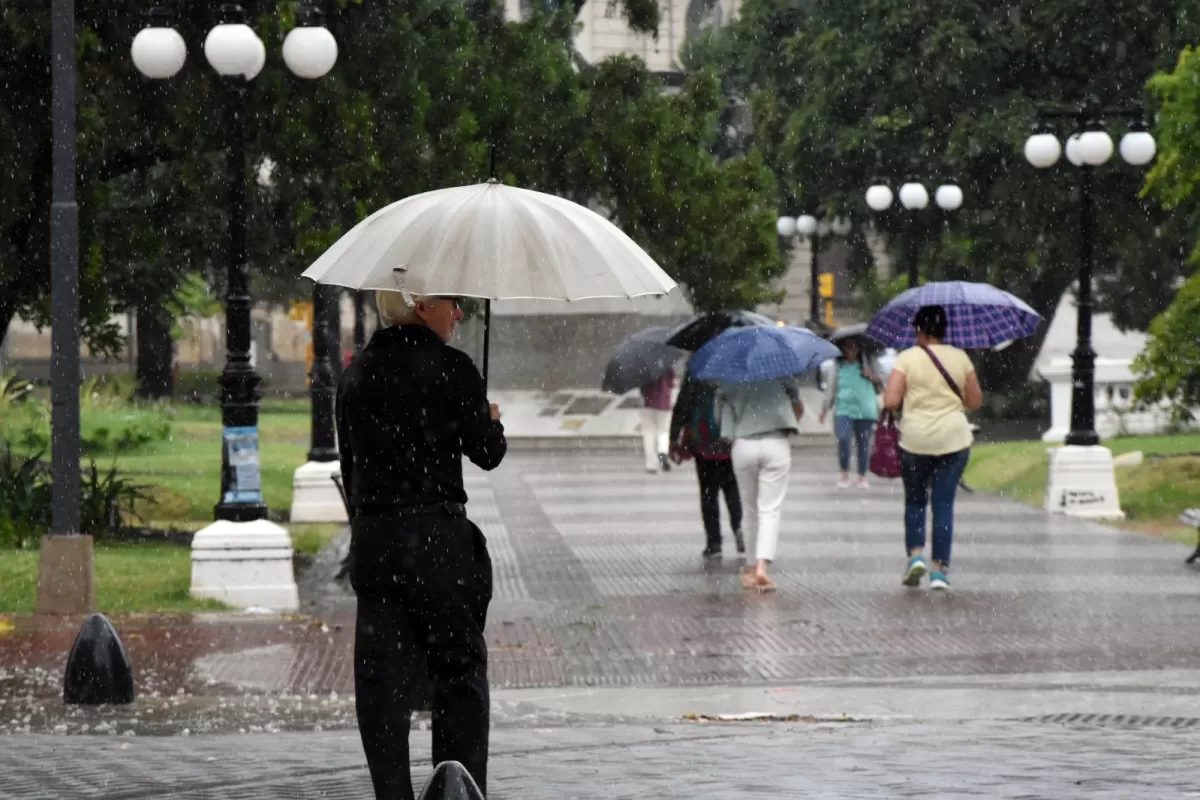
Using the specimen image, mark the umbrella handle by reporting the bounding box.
[482,298,491,389]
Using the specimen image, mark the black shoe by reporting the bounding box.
[702,546,722,560]
[659,453,672,472]
[733,529,746,554]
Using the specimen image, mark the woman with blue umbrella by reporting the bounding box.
[692,326,840,592]
[871,282,1041,591]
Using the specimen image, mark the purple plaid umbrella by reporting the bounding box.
[866,281,1042,349]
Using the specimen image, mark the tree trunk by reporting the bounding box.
[0,295,16,358]
[135,304,174,399]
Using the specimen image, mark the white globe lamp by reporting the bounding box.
[204,22,260,76]
[1119,130,1156,166]
[830,216,853,236]
[1065,133,1084,166]
[935,184,963,211]
[776,216,797,237]
[243,34,267,80]
[899,182,929,210]
[1077,130,1114,166]
[817,220,832,237]
[1024,132,1061,168]
[283,25,339,79]
[131,26,187,79]
[795,214,818,236]
[865,185,893,211]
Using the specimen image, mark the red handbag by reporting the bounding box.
[869,412,903,479]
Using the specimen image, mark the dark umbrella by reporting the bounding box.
[602,327,685,395]
[666,310,778,351]
[828,322,885,355]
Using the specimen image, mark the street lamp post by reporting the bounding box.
[1025,94,1155,519]
[133,1,339,606]
[35,0,94,615]
[1025,95,1156,446]
[776,214,852,324]
[865,177,963,288]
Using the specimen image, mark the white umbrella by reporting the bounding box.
[301,181,678,382]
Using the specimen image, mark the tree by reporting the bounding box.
[2,0,782,375]
[690,0,1200,388]
[1132,270,1200,422]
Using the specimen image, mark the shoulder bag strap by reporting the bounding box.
[918,345,964,402]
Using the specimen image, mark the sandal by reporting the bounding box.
[754,575,777,593]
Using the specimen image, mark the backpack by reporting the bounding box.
[684,384,731,458]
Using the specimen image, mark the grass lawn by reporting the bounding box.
[965,433,1200,544]
[120,403,313,524]
[0,401,344,613]
[0,543,229,614]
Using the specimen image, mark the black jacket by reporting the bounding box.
[336,324,506,511]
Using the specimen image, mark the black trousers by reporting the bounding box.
[350,513,493,800]
[695,457,742,550]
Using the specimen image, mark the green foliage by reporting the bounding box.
[2,388,172,456]
[79,461,151,541]
[1133,270,1200,421]
[0,446,52,549]
[0,445,150,547]
[692,0,1200,382]
[175,368,223,405]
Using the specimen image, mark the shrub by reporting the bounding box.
[0,446,153,547]
[0,446,51,549]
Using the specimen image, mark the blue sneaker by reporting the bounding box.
[930,571,951,591]
[902,556,927,587]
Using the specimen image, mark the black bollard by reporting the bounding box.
[63,613,135,705]
[416,761,485,800]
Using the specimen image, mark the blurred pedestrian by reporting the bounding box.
[670,367,744,560]
[883,305,983,591]
[819,338,882,489]
[717,379,804,592]
[338,289,506,800]
[639,367,675,473]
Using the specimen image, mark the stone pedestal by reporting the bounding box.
[190,520,299,611]
[35,535,95,615]
[1045,445,1125,520]
[290,460,348,523]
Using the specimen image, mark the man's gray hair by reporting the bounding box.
[376,290,421,327]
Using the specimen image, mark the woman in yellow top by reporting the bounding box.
[883,306,983,591]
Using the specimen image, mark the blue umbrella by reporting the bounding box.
[690,326,840,383]
[866,281,1042,349]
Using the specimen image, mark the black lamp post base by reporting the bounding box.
[1064,431,1101,447]
[213,502,270,523]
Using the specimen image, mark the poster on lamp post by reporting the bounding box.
[222,425,263,504]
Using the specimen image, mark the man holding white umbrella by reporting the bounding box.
[306,179,677,799]
[338,288,504,799]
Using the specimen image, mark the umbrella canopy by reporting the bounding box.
[301,181,677,301]
[828,322,885,355]
[602,327,684,395]
[666,310,778,351]
[300,181,677,384]
[690,325,841,384]
[866,281,1042,350]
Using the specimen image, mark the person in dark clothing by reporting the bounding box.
[669,366,744,560]
[337,289,506,800]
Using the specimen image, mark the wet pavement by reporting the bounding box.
[2,450,1198,738]
[5,719,1200,798]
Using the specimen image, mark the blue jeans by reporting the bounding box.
[835,416,875,475]
[900,448,970,567]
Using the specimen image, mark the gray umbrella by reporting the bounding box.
[829,322,885,354]
[602,327,684,395]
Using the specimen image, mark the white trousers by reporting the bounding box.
[732,435,792,562]
[638,408,671,471]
